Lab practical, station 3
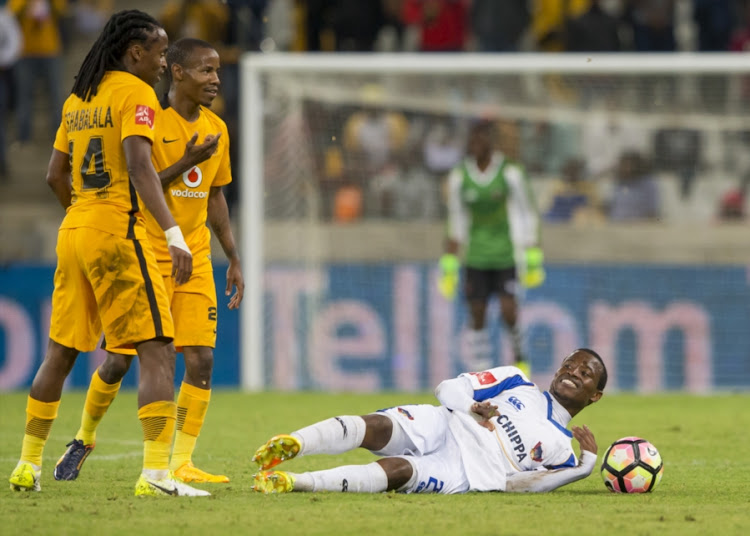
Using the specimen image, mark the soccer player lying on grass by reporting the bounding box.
[252,348,606,494]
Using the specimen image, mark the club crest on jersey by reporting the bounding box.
[397,407,414,420]
[183,166,203,188]
[134,105,155,128]
[531,441,543,462]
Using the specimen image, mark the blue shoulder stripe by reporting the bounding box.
[546,454,576,470]
[544,392,573,438]
[473,375,534,401]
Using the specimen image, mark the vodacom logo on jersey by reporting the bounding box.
[170,166,207,199]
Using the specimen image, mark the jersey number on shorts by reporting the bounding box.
[70,137,112,190]
[415,477,444,493]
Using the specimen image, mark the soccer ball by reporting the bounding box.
[600,436,664,493]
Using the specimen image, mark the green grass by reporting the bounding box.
[1,390,749,536]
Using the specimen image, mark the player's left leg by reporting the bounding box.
[498,267,530,377]
[170,346,228,483]
[253,457,408,494]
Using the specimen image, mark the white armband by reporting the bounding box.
[165,225,191,255]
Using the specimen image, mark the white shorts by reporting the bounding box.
[373,405,470,495]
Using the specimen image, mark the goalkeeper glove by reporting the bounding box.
[521,247,546,288]
[438,253,460,300]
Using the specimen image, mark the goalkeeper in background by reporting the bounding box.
[439,120,543,374]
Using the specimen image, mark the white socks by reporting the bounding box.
[291,462,388,493]
[292,416,367,456]
[465,329,492,370]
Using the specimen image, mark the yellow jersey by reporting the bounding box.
[147,104,232,275]
[53,70,159,240]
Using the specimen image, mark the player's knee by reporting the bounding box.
[361,414,393,451]
[99,352,133,383]
[376,458,413,491]
[183,347,213,388]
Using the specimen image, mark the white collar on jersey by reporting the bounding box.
[543,391,573,438]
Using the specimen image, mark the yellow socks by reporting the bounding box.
[138,400,177,473]
[170,382,210,470]
[76,369,121,445]
[21,397,60,467]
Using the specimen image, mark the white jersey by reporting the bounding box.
[439,366,577,492]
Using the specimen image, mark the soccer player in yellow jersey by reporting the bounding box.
[53,38,244,485]
[8,10,210,497]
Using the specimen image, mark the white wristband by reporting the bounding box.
[165,225,191,255]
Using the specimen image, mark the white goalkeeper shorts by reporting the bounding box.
[372,404,470,495]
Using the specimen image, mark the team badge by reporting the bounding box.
[183,166,203,188]
[470,371,498,385]
[531,441,543,462]
[397,407,414,420]
[134,105,155,128]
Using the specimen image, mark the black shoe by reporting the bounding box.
[53,439,94,481]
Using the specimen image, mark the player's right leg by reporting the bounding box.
[54,352,134,481]
[11,228,96,492]
[82,230,208,497]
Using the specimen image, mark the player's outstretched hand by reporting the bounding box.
[471,401,499,431]
[183,132,221,168]
[169,245,193,286]
[571,425,597,455]
[225,258,244,310]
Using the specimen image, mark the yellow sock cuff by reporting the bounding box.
[91,369,122,393]
[138,401,176,443]
[27,397,59,420]
[178,382,211,401]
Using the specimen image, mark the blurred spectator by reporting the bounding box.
[730,1,750,51]
[544,158,603,223]
[0,1,22,180]
[653,126,701,199]
[520,120,580,175]
[304,0,386,52]
[531,0,590,52]
[470,0,529,52]
[564,0,622,52]
[623,0,676,52]
[395,152,440,220]
[72,0,112,39]
[160,0,230,45]
[581,112,650,179]
[402,0,468,52]
[422,119,463,175]
[333,179,363,222]
[609,151,661,221]
[717,178,748,220]
[367,159,401,217]
[9,0,67,144]
[692,0,732,51]
[343,107,409,176]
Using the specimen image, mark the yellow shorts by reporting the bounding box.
[49,228,173,352]
[113,269,218,355]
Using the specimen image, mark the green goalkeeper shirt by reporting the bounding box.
[447,152,540,270]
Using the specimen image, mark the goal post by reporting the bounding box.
[239,52,750,393]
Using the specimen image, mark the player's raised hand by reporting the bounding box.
[572,425,597,455]
[225,258,244,310]
[182,132,221,168]
[471,401,499,431]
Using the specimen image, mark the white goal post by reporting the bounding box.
[239,52,750,392]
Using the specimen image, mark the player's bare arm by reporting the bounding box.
[157,132,222,188]
[208,185,244,309]
[123,135,193,285]
[45,149,73,209]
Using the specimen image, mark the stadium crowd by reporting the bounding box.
[2,0,750,227]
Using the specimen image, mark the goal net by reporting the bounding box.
[239,53,750,393]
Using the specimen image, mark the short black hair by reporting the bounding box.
[71,10,161,101]
[577,347,608,391]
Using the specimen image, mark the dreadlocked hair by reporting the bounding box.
[160,37,216,108]
[71,10,161,102]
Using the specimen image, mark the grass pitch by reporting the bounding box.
[1,390,748,536]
